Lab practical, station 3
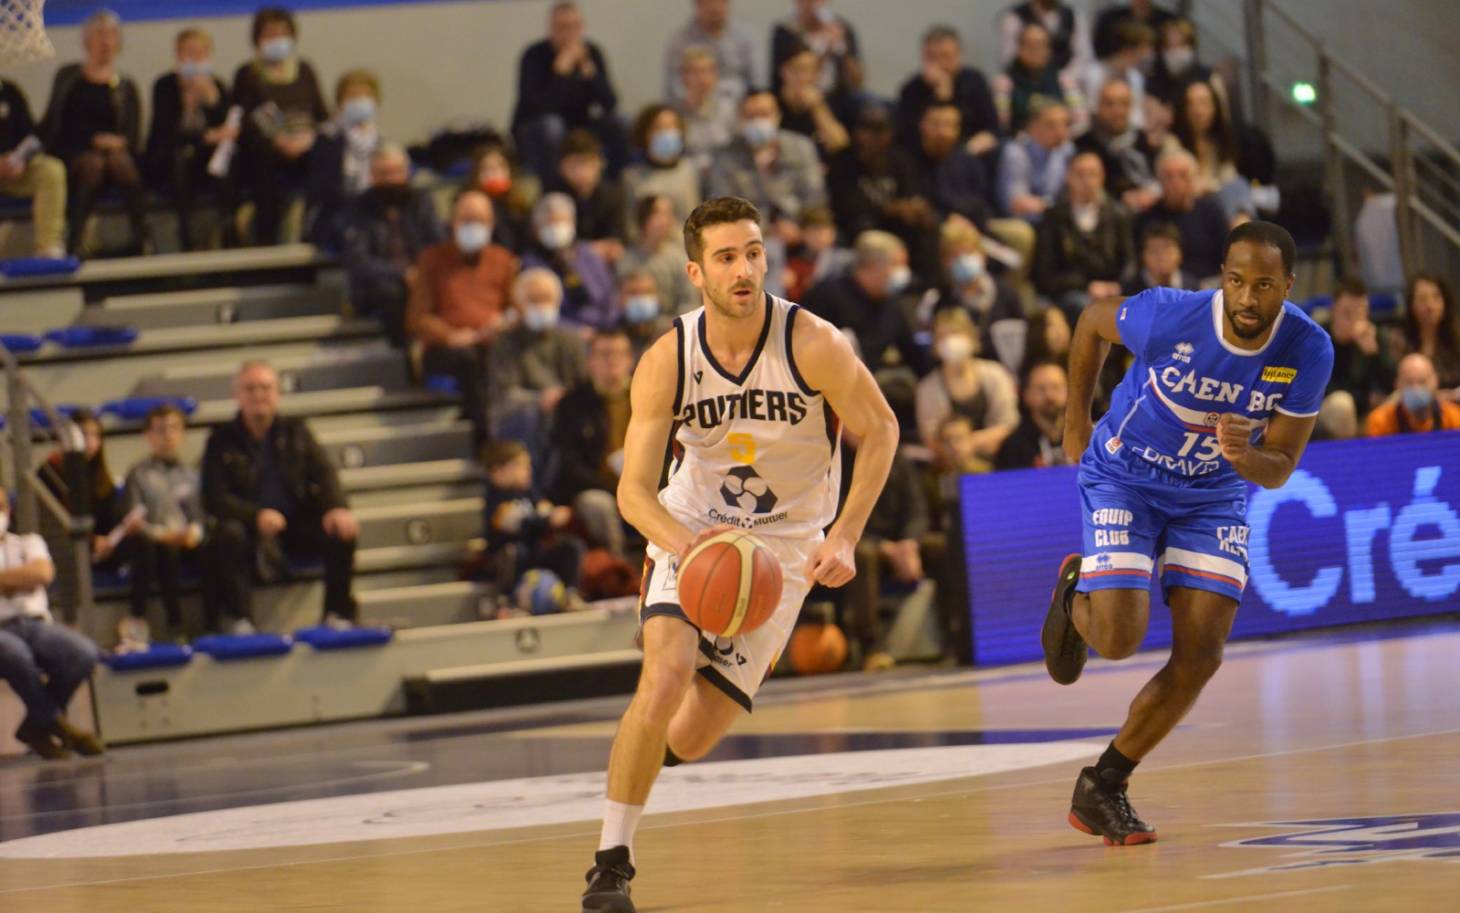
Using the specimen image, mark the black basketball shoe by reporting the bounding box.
[582,846,636,912]
[1067,766,1158,846]
[1041,553,1087,685]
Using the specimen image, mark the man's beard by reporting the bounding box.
[1226,305,1276,340]
[706,278,761,319]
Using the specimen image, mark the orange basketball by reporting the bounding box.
[677,530,783,637]
[787,623,848,675]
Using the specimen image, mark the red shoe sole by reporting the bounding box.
[1069,811,1158,845]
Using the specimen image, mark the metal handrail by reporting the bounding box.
[1401,112,1460,174]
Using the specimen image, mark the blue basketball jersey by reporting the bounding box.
[1086,287,1334,492]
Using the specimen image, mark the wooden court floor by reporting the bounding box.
[2,623,1458,912]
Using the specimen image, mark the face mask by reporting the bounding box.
[341,96,376,127]
[624,294,660,324]
[179,60,212,79]
[815,5,836,24]
[260,36,295,64]
[951,252,986,285]
[1401,386,1434,415]
[455,220,490,254]
[0,513,8,536]
[523,307,560,332]
[1162,47,1194,73]
[648,129,684,162]
[886,264,912,294]
[481,174,512,197]
[741,117,778,148]
[937,335,974,363]
[538,222,575,250]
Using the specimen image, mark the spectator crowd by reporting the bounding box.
[4,2,1457,745]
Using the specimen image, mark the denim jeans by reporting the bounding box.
[0,615,99,728]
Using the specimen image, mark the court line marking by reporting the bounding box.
[3,725,1457,897]
[1122,884,1352,913]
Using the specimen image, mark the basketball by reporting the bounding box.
[677,530,782,637]
[787,623,848,675]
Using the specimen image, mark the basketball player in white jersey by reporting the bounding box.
[581,197,899,912]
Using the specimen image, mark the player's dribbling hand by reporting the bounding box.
[677,524,737,565]
[807,535,856,588]
[1216,413,1258,463]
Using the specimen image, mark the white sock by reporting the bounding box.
[599,800,645,864]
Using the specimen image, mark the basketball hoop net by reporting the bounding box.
[0,0,53,67]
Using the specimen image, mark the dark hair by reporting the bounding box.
[1403,273,1460,362]
[632,103,682,153]
[633,193,669,231]
[1020,356,1067,389]
[557,128,602,161]
[922,24,960,46]
[1333,276,1368,300]
[1173,79,1237,167]
[145,403,186,430]
[739,87,777,110]
[1223,220,1297,276]
[251,6,297,45]
[1111,21,1155,53]
[592,326,633,348]
[481,439,528,471]
[1140,222,1183,251]
[683,196,762,263]
[61,407,116,506]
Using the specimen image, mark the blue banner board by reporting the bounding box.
[959,432,1460,665]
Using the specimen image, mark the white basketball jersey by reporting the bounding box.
[659,293,841,539]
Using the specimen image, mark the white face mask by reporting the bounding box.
[1163,47,1195,74]
[886,264,912,294]
[0,513,9,536]
[937,334,974,363]
[524,306,560,332]
[539,222,575,251]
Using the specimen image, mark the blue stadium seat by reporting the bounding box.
[27,405,84,428]
[1370,292,1399,315]
[100,396,199,421]
[0,333,44,354]
[292,625,394,651]
[424,374,460,395]
[104,643,194,672]
[0,256,81,279]
[192,633,294,660]
[44,325,140,348]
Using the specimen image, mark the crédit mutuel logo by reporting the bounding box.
[1209,813,1460,878]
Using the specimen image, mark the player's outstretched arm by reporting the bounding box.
[617,332,698,557]
[795,310,899,587]
[1216,411,1317,489]
[1064,295,1124,462]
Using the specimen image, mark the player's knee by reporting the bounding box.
[1097,626,1146,661]
[635,660,695,723]
[1175,644,1224,687]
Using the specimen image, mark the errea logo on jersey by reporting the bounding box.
[1261,366,1297,383]
[1173,342,1194,363]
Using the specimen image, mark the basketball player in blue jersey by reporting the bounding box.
[1042,221,1334,846]
[580,196,898,912]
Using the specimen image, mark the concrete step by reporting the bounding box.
[317,420,474,470]
[341,459,483,492]
[132,344,409,401]
[190,386,453,427]
[99,404,464,471]
[82,282,345,330]
[349,482,485,510]
[358,580,492,629]
[355,539,481,574]
[356,497,483,550]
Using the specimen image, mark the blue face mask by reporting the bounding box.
[648,129,684,163]
[624,294,660,324]
[260,36,295,64]
[741,117,777,148]
[1401,386,1435,415]
[524,307,560,332]
[950,252,986,285]
[341,96,376,127]
[455,221,490,254]
[179,60,213,79]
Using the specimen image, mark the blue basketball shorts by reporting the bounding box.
[1075,466,1250,603]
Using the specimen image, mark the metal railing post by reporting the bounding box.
[6,365,38,535]
[1243,0,1271,135]
[1390,107,1417,278]
[1317,52,1355,278]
